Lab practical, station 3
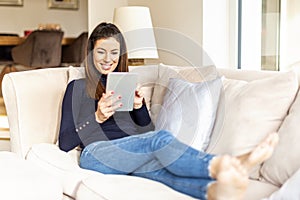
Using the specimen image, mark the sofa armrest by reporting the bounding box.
[2,68,69,158]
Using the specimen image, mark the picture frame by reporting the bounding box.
[48,0,78,10]
[0,0,23,6]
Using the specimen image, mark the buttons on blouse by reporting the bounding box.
[76,121,90,132]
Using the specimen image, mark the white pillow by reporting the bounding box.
[155,77,223,151]
[262,168,300,200]
[151,64,218,124]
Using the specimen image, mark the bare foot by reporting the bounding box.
[208,155,248,200]
[207,132,278,199]
[238,132,279,172]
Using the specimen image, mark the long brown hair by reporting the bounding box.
[85,22,128,99]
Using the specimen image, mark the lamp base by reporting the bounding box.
[128,59,144,66]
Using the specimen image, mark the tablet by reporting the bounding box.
[106,72,138,111]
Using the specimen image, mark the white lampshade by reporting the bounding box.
[113,6,158,60]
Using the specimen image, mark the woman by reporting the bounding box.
[59,22,278,199]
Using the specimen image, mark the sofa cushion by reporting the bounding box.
[155,77,222,151]
[151,63,218,123]
[261,168,300,200]
[26,143,98,198]
[0,151,63,200]
[245,179,279,200]
[76,174,195,200]
[261,88,300,186]
[207,70,298,157]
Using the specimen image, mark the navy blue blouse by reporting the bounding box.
[58,79,154,152]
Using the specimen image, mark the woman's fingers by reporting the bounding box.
[99,91,122,113]
[133,87,144,109]
[101,90,114,101]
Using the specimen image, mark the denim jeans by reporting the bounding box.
[80,130,215,199]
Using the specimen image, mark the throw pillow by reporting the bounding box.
[261,88,300,186]
[151,63,218,124]
[206,70,298,157]
[155,77,223,151]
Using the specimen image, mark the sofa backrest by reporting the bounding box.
[3,64,299,161]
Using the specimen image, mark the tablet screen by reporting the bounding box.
[106,72,138,111]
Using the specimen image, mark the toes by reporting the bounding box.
[213,157,248,200]
[269,132,279,147]
[244,133,278,171]
[218,156,248,178]
[264,132,279,147]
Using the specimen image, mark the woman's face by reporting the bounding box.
[93,37,120,74]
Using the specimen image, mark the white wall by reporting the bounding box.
[88,0,127,34]
[0,0,88,37]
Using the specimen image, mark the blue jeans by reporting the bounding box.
[79,130,215,199]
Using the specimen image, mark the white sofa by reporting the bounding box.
[2,64,300,200]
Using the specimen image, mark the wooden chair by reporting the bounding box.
[61,32,88,67]
[11,30,64,68]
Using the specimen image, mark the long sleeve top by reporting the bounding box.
[58,78,154,152]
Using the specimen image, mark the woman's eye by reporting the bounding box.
[97,51,105,54]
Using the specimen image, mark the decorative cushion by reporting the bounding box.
[207,70,298,157]
[261,88,300,186]
[151,63,218,124]
[155,77,222,151]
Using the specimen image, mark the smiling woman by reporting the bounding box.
[0,0,23,6]
[48,0,78,10]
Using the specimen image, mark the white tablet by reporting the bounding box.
[106,72,138,111]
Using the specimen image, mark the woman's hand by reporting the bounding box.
[95,91,122,123]
[133,87,144,109]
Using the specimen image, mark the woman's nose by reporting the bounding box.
[104,53,111,62]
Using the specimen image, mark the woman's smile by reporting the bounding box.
[100,62,113,70]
